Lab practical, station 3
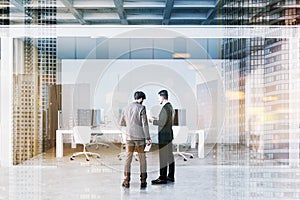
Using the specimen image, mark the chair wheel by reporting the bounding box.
[86,158,90,161]
[96,156,100,159]
[190,156,193,159]
[184,158,187,161]
[70,157,74,160]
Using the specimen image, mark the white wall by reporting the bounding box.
[59,59,213,130]
[0,38,13,167]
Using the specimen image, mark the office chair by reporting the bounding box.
[70,126,101,161]
[173,126,194,161]
[88,109,109,149]
[89,130,110,150]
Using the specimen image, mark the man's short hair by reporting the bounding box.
[134,91,146,100]
[158,90,168,100]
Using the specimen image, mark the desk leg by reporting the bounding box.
[71,136,76,149]
[191,133,196,149]
[198,130,204,158]
[56,131,63,158]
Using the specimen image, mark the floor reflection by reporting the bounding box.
[1,146,300,200]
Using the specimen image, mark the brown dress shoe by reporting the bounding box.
[122,181,130,188]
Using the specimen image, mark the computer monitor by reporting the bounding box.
[77,109,104,126]
[91,109,104,126]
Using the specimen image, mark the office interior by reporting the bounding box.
[2,32,222,163]
[1,26,300,200]
[1,1,300,199]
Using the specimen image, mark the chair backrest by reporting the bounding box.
[120,128,127,144]
[73,126,92,144]
[173,126,189,144]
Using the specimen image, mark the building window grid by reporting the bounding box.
[223,0,300,168]
[12,0,57,165]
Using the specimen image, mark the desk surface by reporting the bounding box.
[56,129,123,134]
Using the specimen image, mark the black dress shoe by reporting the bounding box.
[122,181,130,188]
[167,177,175,182]
[140,182,147,188]
[151,178,167,184]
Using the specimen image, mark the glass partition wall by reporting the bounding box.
[0,0,299,199]
[5,35,221,165]
[0,26,299,199]
[3,30,299,167]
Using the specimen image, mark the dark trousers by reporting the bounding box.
[158,141,175,180]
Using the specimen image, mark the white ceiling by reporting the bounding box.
[5,0,223,25]
[4,0,296,25]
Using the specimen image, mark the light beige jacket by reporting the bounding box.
[120,102,150,140]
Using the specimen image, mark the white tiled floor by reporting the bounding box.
[1,144,300,200]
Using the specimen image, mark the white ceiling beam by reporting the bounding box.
[127,15,162,20]
[73,0,115,8]
[172,17,207,20]
[1,26,297,39]
[174,0,215,8]
[60,0,87,25]
[173,4,215,8]
[83,13,119,20]
[124,2,165,8]
[171,13,207,20]
[57,13,76,20]
[223,3,268,8]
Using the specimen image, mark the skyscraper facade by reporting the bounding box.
[222,0,300,166]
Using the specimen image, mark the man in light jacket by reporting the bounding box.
[120,91,152,189]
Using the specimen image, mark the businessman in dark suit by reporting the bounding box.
[149,90,175,184]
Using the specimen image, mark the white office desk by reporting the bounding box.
[56,129,122,158]
[56,129,204,158]
[190,130,204,158]
[56,129,75,158]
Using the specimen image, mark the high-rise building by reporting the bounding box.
[12,0,57,164]
[0,0,9,25]
[222,0,300,166]
[220,2,300,198]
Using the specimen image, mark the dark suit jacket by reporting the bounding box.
[153,102,174,144]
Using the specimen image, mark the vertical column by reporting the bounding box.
[197,130,204,158]
[0,37,13,167]
[289,38,300,167]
